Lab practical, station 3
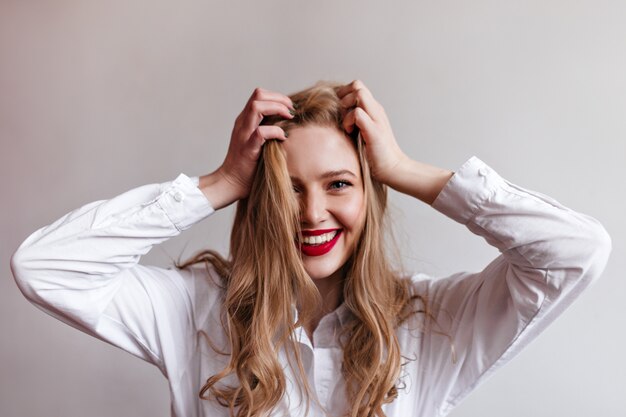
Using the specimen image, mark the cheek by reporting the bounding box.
[336,193,366,232]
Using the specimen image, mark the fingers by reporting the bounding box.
[246,87,294,112]
[239,99,294,134]
[336,79,366,98]
[343,106,375,138]
[342,106,357,133]
[340,80,377,136]
[336,79,383,122]
[247,125,288,157]
[220,88,292,201]
[235,87,294,138]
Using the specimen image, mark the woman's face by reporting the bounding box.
[282,124,366,281]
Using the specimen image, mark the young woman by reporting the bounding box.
[11,80,611,417]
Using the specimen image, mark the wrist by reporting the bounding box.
[386,157,454,205]
[198,169,244,210]
[376,152,410,188]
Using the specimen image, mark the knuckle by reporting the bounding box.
[252,126,265,138]
[252,87,264,99]
[352,79,364,89]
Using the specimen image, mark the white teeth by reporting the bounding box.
[301,230,338,245]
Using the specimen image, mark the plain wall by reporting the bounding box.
[1,1,624,416]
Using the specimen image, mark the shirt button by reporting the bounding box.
[478,167,489,177]
[173,191,184,202]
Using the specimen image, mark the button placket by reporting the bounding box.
[311,314,342,408]
[173,191,184,202]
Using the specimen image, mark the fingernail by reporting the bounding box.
[284,131,289,138]
[288,109,295,116]
[292,102,298,109]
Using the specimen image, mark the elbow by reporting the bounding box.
[583,221,612,284]
[561,218,613,290]
[10,247,40,303]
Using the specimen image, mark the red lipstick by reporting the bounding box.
[299,229,342,257]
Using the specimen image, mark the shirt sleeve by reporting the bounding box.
[415,156,611,415]
[10,173,216,377]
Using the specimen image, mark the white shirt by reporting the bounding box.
[10,156,611,417]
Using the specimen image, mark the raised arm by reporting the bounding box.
[10,174,216,373]
[410,156,611,414]
[336,80,611,415]
[10,87,296,375]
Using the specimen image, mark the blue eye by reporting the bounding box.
[330,180,351,190]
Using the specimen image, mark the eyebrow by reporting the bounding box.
[320,169,358,179]
[290,169,358,182]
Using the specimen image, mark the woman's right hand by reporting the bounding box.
[199,88,294,209]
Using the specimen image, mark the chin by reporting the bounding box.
[300,233,355,281]
[303,254,350,281]
[304,265,338,281]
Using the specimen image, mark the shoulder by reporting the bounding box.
[400,269,479,324]
[394,272,435,327]
[405,269,480,297]
[169,261,227,329]
[401,271,437,298]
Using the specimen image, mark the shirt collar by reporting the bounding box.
[333,301,351,327]
[291,301,352,328]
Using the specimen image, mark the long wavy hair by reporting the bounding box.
[176,81,428,417]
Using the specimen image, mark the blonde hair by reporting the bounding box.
[176,81,428,417]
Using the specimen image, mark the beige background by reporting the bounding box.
[1,1,624,416]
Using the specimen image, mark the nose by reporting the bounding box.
[300,189,327,227]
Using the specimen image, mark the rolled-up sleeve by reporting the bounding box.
[10,173,215,376]
[418,156,611,415]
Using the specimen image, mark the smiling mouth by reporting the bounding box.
[298,229,342,256]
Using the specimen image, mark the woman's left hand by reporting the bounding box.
[336,80,409,185]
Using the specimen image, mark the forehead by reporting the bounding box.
[282,124,361,180]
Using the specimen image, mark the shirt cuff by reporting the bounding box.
[431,156,507,225]
[155,173,214,231]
